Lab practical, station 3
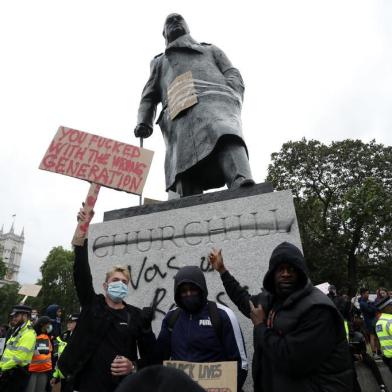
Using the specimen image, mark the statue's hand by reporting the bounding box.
[134,124,153,138]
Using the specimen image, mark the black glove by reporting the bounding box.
[140,307,154,331]
[134,124,153,138]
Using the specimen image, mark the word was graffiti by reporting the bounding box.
[39,126,154,195]
[123,254,224,317]
[127,254,213,291]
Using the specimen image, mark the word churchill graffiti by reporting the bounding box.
[92,209,295,256]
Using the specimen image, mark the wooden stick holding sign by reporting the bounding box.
[72,183,100,246]
[139,137,143,206]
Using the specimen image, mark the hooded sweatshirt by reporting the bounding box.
[156,266,248,390]
[220,241,353,392]
[46,304,61,338]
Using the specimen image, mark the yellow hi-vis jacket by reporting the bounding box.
[52,336,67,379]
[0,321,36,371]
[376,313,392,359]
[344,320,349,341]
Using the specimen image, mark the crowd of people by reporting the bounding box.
[0,303,80,392]
[0,211,391,392]
[326,284,392,391]
[0,302,81,391]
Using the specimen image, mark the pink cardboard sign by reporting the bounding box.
[39,126,154,195]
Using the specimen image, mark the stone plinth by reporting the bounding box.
[88,184,302,391]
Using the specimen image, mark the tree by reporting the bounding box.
[28,246,79,319]
[0,282,21,324]
[0,256,7,280]
[267,139,392,295]
[0,252,21,324]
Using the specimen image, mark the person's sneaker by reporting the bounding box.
[379,384,388,392]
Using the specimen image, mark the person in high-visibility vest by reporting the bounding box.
[375,296,392,372]
[0,304,36,392]
[25,316,53,392]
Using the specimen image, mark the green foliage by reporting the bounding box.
[0,282,21,324]
[26,246,79,319]
[267,139,392,295]
[0,256,7,280]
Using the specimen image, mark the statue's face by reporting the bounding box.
[163,13,189,44]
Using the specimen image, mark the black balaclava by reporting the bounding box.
[174,266,208,313]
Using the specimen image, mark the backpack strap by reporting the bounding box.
[207,301,223,344]
[167,308,182,332]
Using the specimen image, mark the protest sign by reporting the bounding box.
[315,282,330,295]
[39,126,154,195]
[143,197,161,205]
[18,284,42,298]
[164,360,237,392]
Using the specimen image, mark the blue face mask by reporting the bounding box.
[107,281,128,303]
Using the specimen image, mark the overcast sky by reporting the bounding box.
[1,0,391,284]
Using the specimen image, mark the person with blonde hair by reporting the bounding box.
[56,208,156,392]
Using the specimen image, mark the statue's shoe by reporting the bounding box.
[231,177,255,189]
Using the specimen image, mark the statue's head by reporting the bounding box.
[163,13,190,45]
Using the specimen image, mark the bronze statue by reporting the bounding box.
[135,13,254,197]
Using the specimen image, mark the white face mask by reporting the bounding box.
[46,324,53,334]
[107,281,129,303]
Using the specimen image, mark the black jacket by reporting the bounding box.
[58,241,155,384]
[220,241,353,392]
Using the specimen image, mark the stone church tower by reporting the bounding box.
[0,224,24,282]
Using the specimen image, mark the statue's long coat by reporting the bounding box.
[137,34,247,191]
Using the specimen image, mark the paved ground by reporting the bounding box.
[357,361,392,391]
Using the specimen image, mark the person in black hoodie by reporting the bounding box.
[155,265,248,391]
[208,241,353,392]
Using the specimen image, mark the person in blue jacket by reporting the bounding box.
[155,265,248,391]
[358,288,380,359]
[46,304,62,338]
